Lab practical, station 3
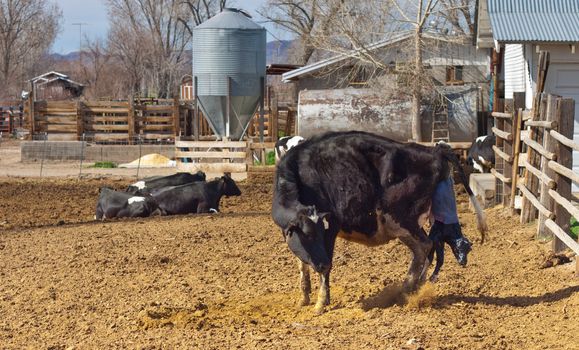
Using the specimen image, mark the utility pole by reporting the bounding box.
[72,23,88,71]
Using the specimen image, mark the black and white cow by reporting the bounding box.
[274,136,305,163]
[126,171,206,195]
[95,187,161,220]
[467,134,496,173]
[272,131,487,314]
[151,173,241,215]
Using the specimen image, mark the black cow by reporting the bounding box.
[467,134,496,173]
[152,173,241,215]
[95,188,161,220]
[126,171,206,195]
[272,131,487,314]
[274,135,305,163]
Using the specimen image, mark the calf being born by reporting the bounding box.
[272,131,487,314]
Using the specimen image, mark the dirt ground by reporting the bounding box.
[1,151,578,349]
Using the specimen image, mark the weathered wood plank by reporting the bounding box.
[550,129,579,152]
[492,126,512,141]
[522,159,556,189]
[517,183,554,219]
[176,140,247,148]
[524,120,558,129]
[176,162,247,174]
[491,112,512,119]
[175,151,247,159]
[545,219,579,256]
[492,145,513,162]
[491,168,512,184]
[548,160,579,184]
[523,136,556,160]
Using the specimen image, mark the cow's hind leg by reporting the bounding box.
[314,271,330,315]
[297,259,311,306]
[399,227,432,292]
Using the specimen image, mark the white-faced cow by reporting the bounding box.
[274,136,305,163]
[95,188,161,220]
[467,134,496,173]
[272,131,487,314]
[151,173,241,215]
[126,171,206,195]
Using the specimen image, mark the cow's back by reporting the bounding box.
[274,131,447,234]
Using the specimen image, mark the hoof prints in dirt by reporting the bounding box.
[138,301,209,330]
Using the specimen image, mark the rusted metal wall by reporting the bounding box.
[297,87,478,141]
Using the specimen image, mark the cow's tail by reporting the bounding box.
[439,145,488,244]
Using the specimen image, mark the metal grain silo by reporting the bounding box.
[193,8,266,140]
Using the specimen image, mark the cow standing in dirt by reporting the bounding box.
[272,131,487,314]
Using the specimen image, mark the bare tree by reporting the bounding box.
[258,0,345,65]
[0,0,62,98]
[106,0,230,98]
[263,0,476,141]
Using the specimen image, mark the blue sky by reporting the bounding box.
[52,0,291,54]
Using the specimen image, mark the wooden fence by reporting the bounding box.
[174,139,276,174]
[491,92,579,271]
[26,99,180,143]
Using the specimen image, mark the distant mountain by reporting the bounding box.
[49,52,80,62]
[49,39,295,65]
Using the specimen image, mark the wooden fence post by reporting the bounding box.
[127,97,135,145]
[173,95,180,138]
[76,100,84,140]
[510,108,523,212]
[537,95,559,239]
[521,95,548,223]
[27,88,35,139]
[553,98,575,254]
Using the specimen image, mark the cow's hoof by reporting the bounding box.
[429,274,439,283]
[313,303,326,315]
[297,297,310,307]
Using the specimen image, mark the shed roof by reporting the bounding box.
[488,0,579,43]
[282,31,477,82]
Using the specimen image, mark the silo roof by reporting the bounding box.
[195,8,263,30]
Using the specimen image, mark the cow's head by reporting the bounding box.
[284,207,331,273]
[221,173,241,197]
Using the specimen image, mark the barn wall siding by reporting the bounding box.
[297,87,478,142]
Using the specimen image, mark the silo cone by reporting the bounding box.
[193,8,266,140]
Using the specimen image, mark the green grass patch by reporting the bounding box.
[570,217,579,240]
[254,151,276,166]
[91,161,117,168]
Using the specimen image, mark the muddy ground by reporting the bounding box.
[0,173,578,349]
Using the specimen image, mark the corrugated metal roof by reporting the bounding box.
[282,31,413,82]
[488,0,579,42]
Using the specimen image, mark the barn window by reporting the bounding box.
[446,65,464,85]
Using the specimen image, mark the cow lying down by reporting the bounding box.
[272,131,487,314]
[95,187,161,220]
[151,173,241,215]
[126,171,206,195]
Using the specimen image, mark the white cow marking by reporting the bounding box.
[128,196,146,205]
[473,160,484,173]
[131,181,146,190]
[209,208,218,213]
[475,135,488,143]
[286,136,304,150]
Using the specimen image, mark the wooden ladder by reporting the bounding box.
[431,104,450,143]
